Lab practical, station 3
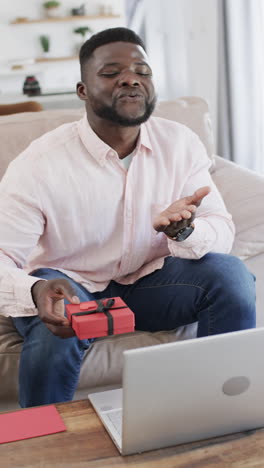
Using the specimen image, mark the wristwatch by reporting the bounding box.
[169,223,194,241]
[163,220,195,242]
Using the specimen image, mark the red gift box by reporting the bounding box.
[66,297,135,340]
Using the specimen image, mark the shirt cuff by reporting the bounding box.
[13,275,45,317]
[167,220,214,259]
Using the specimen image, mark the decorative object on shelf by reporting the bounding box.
[73,26,93,53]
[98,4,113,16]
[43,1,61,18]
[23,76,41,96]
[12,17,29,23]
[11,65,24,70]
[39,35,50,56]
[9,58,36,71]
[71,4,86,16]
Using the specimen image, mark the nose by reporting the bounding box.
[118,70,140,87]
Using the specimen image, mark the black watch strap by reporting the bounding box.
[173,224,194,242]
[170,224,194,241]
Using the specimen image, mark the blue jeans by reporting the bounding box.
[12,253,256,407]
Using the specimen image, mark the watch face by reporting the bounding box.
[175,225,194,241]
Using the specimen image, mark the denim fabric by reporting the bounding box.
[12,253,256,407]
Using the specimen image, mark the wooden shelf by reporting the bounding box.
[35,56,78,62]
[0,69,41,76]
[11,14,120,25]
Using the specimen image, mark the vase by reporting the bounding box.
[45,7,61,18]
[42,51,51,58]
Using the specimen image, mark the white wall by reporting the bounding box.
[144,0,218,138]
[0,0,125,94]
[0,0,218,136]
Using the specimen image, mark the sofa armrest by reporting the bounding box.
[212,156,264,260]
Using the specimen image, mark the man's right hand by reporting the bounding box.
[31,279,80,338]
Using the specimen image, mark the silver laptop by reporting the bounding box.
[88,327,264,455]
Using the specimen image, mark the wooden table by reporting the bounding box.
[1,399,264,467]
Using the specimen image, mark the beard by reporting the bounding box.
[88,94,157,127]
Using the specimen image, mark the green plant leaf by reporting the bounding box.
[43,1,60,8]
[40,35,50,52]
[73,26,92,37]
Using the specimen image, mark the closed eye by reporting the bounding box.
[100,72,119,77]
[100,72,151,78]
[137,72,151,76]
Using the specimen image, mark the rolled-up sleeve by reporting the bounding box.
[167,133,235,259]
[0,156,44,316]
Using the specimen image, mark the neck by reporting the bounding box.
[87,114,140,159]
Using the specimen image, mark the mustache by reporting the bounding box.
[116,90,144,98]
[112,91,148,107]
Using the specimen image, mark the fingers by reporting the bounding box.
[153,205,196,232]
[39,298,68,327]
[169,207,196,222]
[153,186,210,233]
[40,296,68,327]
[33,278,80,335]
[48,279,80,304]
[153,214,181,232]
[187,186,211,206]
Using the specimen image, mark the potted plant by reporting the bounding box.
[43,1,61,18]
[73,26,92,53]
[74,26,92,38]
[39,35,50,56]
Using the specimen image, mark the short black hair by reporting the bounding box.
[79,27,146,71]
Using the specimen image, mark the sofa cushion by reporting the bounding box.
[0,316,22,353]
[212,156,264,261]
[0,316,23,408]
[0,108,84,180]
[0,313,197,407]
[78,323,197,391]
[0,97,214,180]
[154,97,215,162]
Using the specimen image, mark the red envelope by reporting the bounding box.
[0,405,66,444]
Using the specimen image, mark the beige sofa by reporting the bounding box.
[1,97,264,411]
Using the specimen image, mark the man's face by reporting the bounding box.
[77,41,157,126]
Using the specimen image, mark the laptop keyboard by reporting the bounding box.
[105,409,122,435]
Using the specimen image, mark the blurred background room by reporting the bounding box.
[0,0,263,172]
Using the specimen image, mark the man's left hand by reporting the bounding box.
[153,186,211,233]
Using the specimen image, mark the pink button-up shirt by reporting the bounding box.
[0,115,234,317]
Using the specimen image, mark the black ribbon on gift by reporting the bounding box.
[70,298,127,335]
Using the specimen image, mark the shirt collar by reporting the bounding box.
[78,114,153,166]
[137,120,152,153]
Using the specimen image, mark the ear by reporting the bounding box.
[76,81,88,101]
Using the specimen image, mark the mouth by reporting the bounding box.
[117,92,144,101]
